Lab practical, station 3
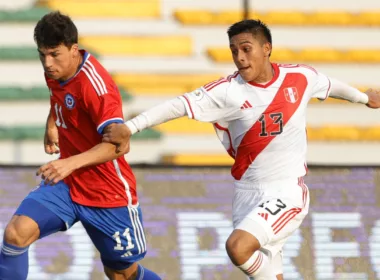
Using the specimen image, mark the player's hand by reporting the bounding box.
[36,158,77,185]
[44,126,60,155]
[102,123,131,154]
[365,88,380,109]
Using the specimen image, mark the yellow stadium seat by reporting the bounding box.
[173,10,213,25]
[162,154,234,165]
[307,11,353,26]
[156,118,380,142]
[346,50,380,63]
[156,117,214,134]
[174,10,380,27]
[270,49,295,62]
[356,12,380,26]
[362,127,380,141]
[208,48,372,63]
[113,73,223,94]
[207,48,232,63]
[44,0,160,18]
[264,11,307,25]
[296,49,344,63]
[215,11,261,25]
[80,36,192,56]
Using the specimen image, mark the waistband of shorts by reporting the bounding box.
[234,177,303,190]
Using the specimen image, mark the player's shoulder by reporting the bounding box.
[277,63,319,76]
[78,52,114,96]
[202,71,241,93]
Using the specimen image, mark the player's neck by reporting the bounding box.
[252,62,274,84]
[58,53,84,83]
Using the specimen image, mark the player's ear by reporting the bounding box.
[263,42,272,58]
[70,44,79,56]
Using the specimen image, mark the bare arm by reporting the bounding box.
[69,141,128,170]
[37,124,129,184]
[44,110,60,154]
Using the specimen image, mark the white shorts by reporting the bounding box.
[233,177,309,265]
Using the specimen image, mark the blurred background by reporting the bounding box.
[1,0,380,279]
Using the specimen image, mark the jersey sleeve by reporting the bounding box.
[308,68,332,100]
[179,79,240,123]
[82,77,124,134]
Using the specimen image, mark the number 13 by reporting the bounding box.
[258,112,283,137]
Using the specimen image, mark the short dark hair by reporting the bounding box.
[34,11,78,49]
[227,19,272,45]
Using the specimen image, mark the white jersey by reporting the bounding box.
[179,63,331,183]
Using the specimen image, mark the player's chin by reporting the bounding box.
[239,70,254,82]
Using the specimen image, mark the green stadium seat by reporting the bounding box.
[0,87,133,101]
[0,126,160,141]
[0,7,51,22]
[0,47,39,60]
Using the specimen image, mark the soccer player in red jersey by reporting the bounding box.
[102,20,380,279]
[0,12,161,280]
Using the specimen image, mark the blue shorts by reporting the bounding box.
[15,181,147,270]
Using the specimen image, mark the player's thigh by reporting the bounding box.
[12,181,78,239]
[78,205,146,271]
[236,196,308,259]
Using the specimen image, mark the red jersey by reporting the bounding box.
[45,50,137,207]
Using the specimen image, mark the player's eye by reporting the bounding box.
[51,53,59,57]
[243,47,251,53]
[231,49,238,56]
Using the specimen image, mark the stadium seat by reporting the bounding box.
[307,11,353,26]
[264,11,306,25]
[156,118,380,141]
[0,7,51,22]
[346,50,380,63]
[43,0,160,18]
[112,73,222,94]
[80,36,192,56]
[0,86,132,101]
[162,154,234,165]
[207,47,380,63]
[0,126,161,141]
[356,11,380,26]
[173,10,214,25]
[0,47,39,60]
[296,48,344,63]
[174,9,380,27]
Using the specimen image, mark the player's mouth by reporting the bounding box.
[46,70,56,75]
[238,66,250,71]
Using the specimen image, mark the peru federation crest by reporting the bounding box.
[284,87,299,103]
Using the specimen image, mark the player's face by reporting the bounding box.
[38,44,79,81]
[229,32,271,82]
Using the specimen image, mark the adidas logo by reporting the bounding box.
[240,100,253,109]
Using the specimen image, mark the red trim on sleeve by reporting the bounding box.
[183,95,194,119]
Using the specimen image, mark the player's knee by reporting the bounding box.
[4,216,39,247]
[225,230,260,266]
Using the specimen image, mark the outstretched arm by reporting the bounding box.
[328,78,380,108]
[103,97,187,152]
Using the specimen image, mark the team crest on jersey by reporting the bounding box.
[191,89,204,101]
[284,87,299,103]
[65,93,76,110]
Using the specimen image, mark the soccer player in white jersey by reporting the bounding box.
[103,20,380,279]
